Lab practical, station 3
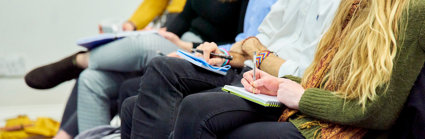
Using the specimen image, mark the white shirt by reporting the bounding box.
[254,0,341,77]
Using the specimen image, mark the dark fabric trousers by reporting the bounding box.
[60,81,79,137]
[172,92,304,139]
[129,57,247,139]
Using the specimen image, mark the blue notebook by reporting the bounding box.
[76,30,157,50]
[177,50,231,75]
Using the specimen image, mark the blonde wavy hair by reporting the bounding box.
[301,0,410,109]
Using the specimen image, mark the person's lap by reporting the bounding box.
[130,56,247,138]
[172,92,301,139]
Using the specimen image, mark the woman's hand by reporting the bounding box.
[122,21,136,31]
[158,29,193,51]
[195,42,226,66]
[241,69,284,96]
[277,79,305,109]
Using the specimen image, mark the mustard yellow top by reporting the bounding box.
[128,0,187,30]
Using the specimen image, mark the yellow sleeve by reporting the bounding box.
[166,0,187,13]
[128,0,169,30]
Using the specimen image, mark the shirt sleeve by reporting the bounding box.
[278,60,301,78]
[255,0,287,46]
[128,0,169,30]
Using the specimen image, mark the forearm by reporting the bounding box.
[259,55,285,77]
[177,41,193,52]
[298,87,407,130]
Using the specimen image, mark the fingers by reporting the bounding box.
[195,42,219,62]
[208,58,225,66]
[242,70,254,83]
[241,78,260,94]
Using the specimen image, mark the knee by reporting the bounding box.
[78,69,110,96]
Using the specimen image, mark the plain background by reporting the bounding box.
[0,0,141,126]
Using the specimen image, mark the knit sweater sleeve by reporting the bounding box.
[420,20,425,51]
[128,0,169,30]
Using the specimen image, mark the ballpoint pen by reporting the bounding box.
[253,52,256,93]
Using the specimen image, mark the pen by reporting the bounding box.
[253,51,256,93]
[253,52,256,82]
[192,49,233,60]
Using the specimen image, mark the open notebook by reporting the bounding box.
[76,30,157,50]
[177,50,231,75]
[222,85,282,107]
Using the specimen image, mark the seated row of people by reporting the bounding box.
[25,0,425,138]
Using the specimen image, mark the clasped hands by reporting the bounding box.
[241,69,305,109]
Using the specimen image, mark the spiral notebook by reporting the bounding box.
[222,85,282,107]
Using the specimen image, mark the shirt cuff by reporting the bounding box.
[278,60,300,78]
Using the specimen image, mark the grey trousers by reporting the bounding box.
[77,32,202,132]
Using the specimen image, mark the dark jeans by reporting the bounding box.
[118,77,142,113]
[172,92,304,139]
[130,57,247,139]
[121,96,138,139]
[60,81,79,137]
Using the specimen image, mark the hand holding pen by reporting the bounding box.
[240,67,283,96]
[193,42,233,66]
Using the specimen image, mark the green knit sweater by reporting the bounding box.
[286,0,425,138]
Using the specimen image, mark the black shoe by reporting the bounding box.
[24,51,86,89]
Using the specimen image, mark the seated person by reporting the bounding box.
[47,0,187,138]
[74,0,248,133]
[119,0,278,138]
[171,0,425,138]
[120,0,342,138]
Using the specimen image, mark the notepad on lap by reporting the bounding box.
[222,85,282,107]
[76,30,157,50]
[177,50,231,75]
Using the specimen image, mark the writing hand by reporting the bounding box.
[241,69,283,96]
